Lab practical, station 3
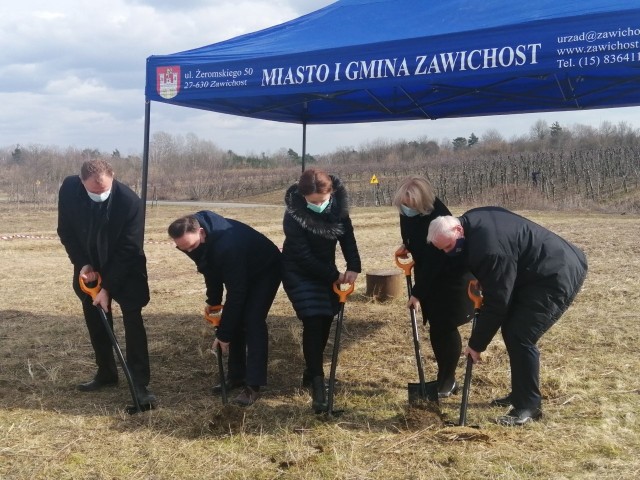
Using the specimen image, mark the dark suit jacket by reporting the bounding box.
[57,175,149,309]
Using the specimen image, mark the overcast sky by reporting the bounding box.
[2,0,639,157]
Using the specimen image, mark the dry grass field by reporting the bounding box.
[1,200,639,479]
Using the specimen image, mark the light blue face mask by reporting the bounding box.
[400,204,420,217]
[307,198,330,213]
[86,189,111,203]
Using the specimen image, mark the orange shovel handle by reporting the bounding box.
[467,280,483,309]
[204,304,223,327]
[333,282,355,303]
[79,273,102,300]
[394,247,414,276]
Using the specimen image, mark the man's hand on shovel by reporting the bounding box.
[212,338,229,355]
[464,346,482,364]
[204,305,229,354]
[79,265,111,311]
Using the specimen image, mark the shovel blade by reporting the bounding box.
[408,381,439,403]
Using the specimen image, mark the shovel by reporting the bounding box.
[326,281,355,416]
[205,304,227,405]
[456,279,483,427]
[79,274,148,415]
[395,248,439,404]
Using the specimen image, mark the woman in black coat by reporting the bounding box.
[393,176,474,397]
[282,168,361,413]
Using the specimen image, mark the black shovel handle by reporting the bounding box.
[459,280,483,426]
[79,274,142,414]
[410,305,428,399]
[204,305,228,405]
[396,251,430,400]
[216,339,228,405]
[327,282,354,415]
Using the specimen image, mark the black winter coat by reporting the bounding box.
[185,210,281,342]
[460,207,588,352]
[57,175,149,309]
[282,176,361,318]
[400,197,474,327]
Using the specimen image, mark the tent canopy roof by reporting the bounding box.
[145,0,640,124]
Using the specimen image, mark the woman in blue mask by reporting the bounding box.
[393,176,475,398]
[282,168,361,413]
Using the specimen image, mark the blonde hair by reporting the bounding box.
[392,176,435,214]
[426,216,461,244]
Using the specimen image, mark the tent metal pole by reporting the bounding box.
[141,100,151,238]
[301,120,307,172]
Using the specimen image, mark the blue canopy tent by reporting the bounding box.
[143,0,640,205]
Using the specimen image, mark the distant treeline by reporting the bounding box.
[1,120,639,212]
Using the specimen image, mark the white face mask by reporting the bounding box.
[86,189,111,203]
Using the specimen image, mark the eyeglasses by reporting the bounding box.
[174,231,202,253]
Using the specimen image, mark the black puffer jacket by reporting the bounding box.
[282,176,361,318]
[400,197,474,327]
[460,207,588,352]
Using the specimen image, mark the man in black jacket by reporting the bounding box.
[168,211,282,406]
[427,207,587,426]
[58,159,155,408]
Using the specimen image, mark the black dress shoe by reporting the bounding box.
[490,393,513,407]
[212,378,245,394]
[77,378,118,392]
[438,381,459,399]
[135,385,157,406]
[496,407,542,426]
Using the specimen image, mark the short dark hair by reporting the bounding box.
[80,159,114,180]
[297,168,333,196]
[168,215,200,239]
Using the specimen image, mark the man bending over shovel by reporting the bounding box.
[168,211,281,406]
[427,207,587,426]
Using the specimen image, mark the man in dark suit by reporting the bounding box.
[58,159,155,407]
[427,207,587,426]
[168,211,282,406]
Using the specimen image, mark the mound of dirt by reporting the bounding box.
[403,400,444,429]
[207,404,247,435]
[436,426,492,443]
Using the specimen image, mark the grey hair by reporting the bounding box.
[427,215,461,244]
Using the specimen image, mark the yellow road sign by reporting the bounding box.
[370,174,379,184]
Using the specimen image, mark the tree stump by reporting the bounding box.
[365,269,404,302]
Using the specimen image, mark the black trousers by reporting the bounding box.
[300,315,334,378]
[502,277,585,410]
[423,312,463,389]
[226,267,281,387]
[80,295,150,387]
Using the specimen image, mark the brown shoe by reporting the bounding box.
[232,386,260,407]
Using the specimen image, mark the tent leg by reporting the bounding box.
[301,120,307,172]
[141,100,151,238]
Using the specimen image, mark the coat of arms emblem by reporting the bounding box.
[157,66,180,99]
